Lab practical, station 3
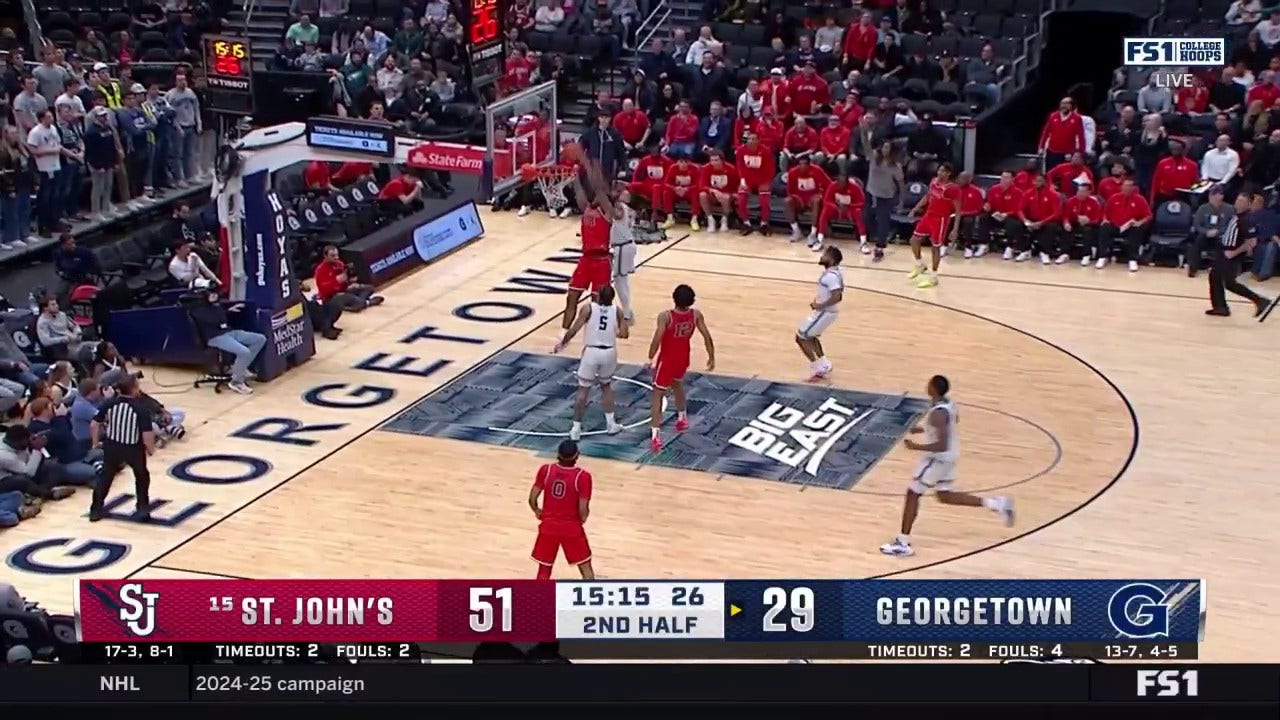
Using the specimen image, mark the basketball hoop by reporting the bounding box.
[520,163,577,213]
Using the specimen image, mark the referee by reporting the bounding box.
[1207,191,1275,320]
[87,375,155,522]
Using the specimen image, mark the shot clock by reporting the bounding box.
[462,0,506,85]
[202,35,255,114]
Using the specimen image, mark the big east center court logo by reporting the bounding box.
[728,398,875,476]
[118,583,161,637]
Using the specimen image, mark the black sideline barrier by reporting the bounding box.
[340,199,485,287]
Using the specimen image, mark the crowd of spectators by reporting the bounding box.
[1,6,217,255]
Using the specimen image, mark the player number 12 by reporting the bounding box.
[470,587,513,633]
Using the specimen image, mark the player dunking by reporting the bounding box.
[563,165,613,330]
[610,188,639,326]
[553,284,629,440]
[646,284,715,452]
[797,245,844,382]
[880,375,1015,557]
[529,439,596,579]
[905,163,961,289]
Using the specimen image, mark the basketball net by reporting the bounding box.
[531,166,577,212]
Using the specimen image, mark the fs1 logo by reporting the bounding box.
[728,399,873,475]
[1123,38,1225,67]
[1138,670,1199,697]
[118,583,160,637]
[1107,583,1171,638]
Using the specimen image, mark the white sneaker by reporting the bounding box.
[1002,247,1014,260]
[1054,253,1070,264]
[808,237,823,251]
[517,205,530,217]
[1095,256,1108,269]
[789,228,803,242]
[548,207,559,218]
[973,244,988,258]
[880,539,915,557]
[962,247,974,259]
[1039,252,1051,265]
[0,243,14,251]
[807,230,818,245]
[1128,260,1138,272]
[1015,251,1032,262]
[606,422,623,435]
[940,245,949,257]
[860,241,871,254]
[994,496,1015,526]
[1080,255,1091,267]
[558,207,572,218]
[569,425,582,441]
[228,381,253,395]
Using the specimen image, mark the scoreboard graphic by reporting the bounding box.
[76,578,1206,661]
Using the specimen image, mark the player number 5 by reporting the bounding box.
[762,586,815,633]
[469,587,514,633]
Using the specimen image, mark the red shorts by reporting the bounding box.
[788,194,819,209]
[652,355,690,389]
[913,214,953,247]
[569,255,612,292]
[531,524,592,566]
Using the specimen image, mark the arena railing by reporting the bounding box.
[19,0,45,55]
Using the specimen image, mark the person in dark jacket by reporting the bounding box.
[186,280,266,395]
[579,110,625,184]
[52,233,97,285]
[687,51,729,116]
[698,100,734,159]
[117,86,154,200]
[25,397,100,486]
[637,38,677,84]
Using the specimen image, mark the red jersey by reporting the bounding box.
[956,184,984,216]
[736,143,776,186]
[924,179,961,217]
[634,154,672,183]
[1046,161,1095,196]
[788,73,829,114]
[985,183,1023,214]
[581,206,611,257]
[787,164,831,197]
[657,308,696,363]
[700,161,738,193]
[1097,176,1123,200]
[534,463,592,528]
[1150,156,1199,201]
[824,178,865,207]
[1103,191,1152,227]
[666,161,700,191]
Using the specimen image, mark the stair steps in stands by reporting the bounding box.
[226,0,292,62]
[662,0,701,27]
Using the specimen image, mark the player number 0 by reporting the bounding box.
[762,586,815,633]
[469,587,513,633]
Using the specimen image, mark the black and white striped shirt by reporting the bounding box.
[1222,213,1249,250]
[93,396,153,446]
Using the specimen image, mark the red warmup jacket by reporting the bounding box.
[759,79,792,118]
[1013,169,1038,192]
[665,161,701,192]
[700,161,739,194]
[732,115,757,146]
[1097,175,1123,199]
[1175,86,1208,114]
[837,100,864,128]
[303,161,331,189]
[788,73,830,114]
[1062,194,1104,226]
[1103,192,1153,227]
[986,183,1023,214]
[1018,187,1062,223]
[755,117,786,152]
[1045,161,1095,195]
[664,113,699,144]
[736,143,777,187]
[783,125,819,154]
[1150,156,1199,201]
[787,164,831,197]
[842,23,878,62]
[957,185,984,216]
[1038,110,1086,155]
[632,154,672,183]
[824,179,866,207]
[313,259,349,303]
[818,125,850,155]
[613,109,650,145]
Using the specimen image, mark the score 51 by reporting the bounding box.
[469,587,514,633]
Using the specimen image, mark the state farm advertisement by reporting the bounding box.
[407,141,512,176]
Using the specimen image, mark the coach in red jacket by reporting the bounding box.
[1149,140,1199,205]
[1097,178,1153,272]
[1062,182,1104,267]
[1038,97,1087,169]
[983,170,1024,259]
[1011,174,1063,263]
[314,244,385,312]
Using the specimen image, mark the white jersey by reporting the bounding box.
[923,400,958,462]
[611,204,638,276]
[583,302,620,348]
[816,266,844,314]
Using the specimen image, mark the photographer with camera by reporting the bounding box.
[313,244,384,314]
[187,279,267,395]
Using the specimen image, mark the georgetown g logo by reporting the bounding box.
[1107,583,1171,638]
[118,583,161,637]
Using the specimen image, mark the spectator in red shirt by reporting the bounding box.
[661,101,700,159]
[1097,178,1153,271]
[313,244,384,313]
[841,12,878,72]
[1045,152,1095,195]
[983,170,1023,259]
[1010,173,1063,264]
[781,116,819,172]
[377,172,424,218]
[613,98,651,155]
[1149,140,1199,204]
[834,92,864,129]
[953,171,986,258]
[330,161,374,187]
[814,115,851,177]
[1038,96,1087,168]
[1012,158,1039,192]
[1174,76,1210,115]
[501,47,537,95]
[303,161,334,192]
[732,105,759,147]
[759,68,792,119]
[754,107,786,153]
[1062,182,1105,267]
[1097,161,1128,200]
[788,62,831,115]
[1246,72,1280,111]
